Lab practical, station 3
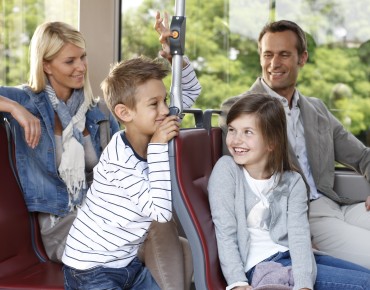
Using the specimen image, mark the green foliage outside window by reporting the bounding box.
[0,0,78,86]
[1,0,369,142]
[122,0,370,142]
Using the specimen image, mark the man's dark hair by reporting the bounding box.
[258,20,307,56]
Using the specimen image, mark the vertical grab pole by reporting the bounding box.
[168,1,209,289]
[169,0,186,115]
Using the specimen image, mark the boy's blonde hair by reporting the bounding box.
[28,21,96,106]
[101,56,169,120]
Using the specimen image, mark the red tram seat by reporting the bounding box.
[170,109,227,290]
[0,114,64,290]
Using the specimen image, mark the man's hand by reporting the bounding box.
[365,196,370,211]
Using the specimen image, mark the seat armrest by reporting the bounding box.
[334,170,370,202]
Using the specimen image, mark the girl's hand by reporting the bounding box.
[232,286,253,290]
[150,115,180,144]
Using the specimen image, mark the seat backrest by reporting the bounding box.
[170,127,227,290]
[0,114,64,289]
[0,116,40,278]
[210,126,223,166]
[203,109,223,166]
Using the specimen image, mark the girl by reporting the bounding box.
[208,93,370,290]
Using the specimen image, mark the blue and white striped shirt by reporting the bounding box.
[62,132,172,269]
[62,58,201,270]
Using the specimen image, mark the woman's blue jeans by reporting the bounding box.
[63,257,160,290]
[247,251,370,290]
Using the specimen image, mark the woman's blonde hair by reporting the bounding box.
[28,21,96,106]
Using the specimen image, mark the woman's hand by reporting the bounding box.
[10,101,41,148]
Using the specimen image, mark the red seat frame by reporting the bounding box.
[170,126,227,290]
[0,115,64,289]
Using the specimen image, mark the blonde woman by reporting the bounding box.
[0,21,120,262]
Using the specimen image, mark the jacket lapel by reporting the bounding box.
[23,87,55,140]
[296,95,320,184]
[249,77,266,94]
[249,78,319,185]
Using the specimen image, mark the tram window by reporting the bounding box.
[0,0,78,86]
[1,0,369,141]
[121,0,370,142]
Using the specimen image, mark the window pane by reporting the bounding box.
[121,0,370,140]
[0,0,79,86]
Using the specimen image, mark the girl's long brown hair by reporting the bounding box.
[226,92,293,176]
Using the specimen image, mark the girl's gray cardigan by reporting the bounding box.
[208,156,317,290]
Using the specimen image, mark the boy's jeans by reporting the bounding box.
[247,251,370,290]
[63,257,160,290]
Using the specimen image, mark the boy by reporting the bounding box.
[62,56,200,289]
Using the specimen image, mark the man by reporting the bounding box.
[221,20,370,269]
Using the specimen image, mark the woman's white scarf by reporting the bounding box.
[46,84,89,208]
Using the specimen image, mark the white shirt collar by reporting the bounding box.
[261,78,300,108]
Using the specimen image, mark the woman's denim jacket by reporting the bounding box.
[0,85,120,217]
